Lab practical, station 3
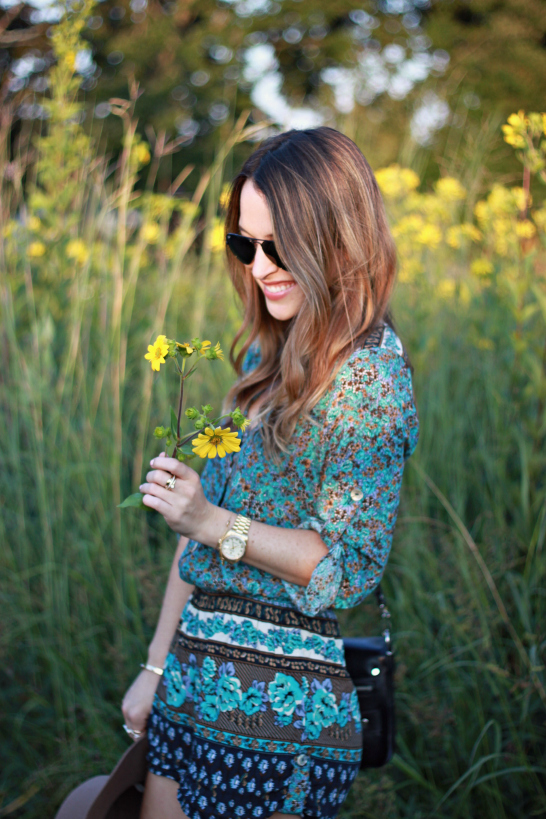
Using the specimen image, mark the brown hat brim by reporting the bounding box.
[55,736,148,819]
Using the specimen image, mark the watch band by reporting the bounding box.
[231,514,251,540]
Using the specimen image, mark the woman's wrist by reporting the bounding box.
[190,504,234,549]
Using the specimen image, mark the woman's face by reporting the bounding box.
[238,179,305,321]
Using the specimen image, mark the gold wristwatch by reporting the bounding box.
[217,514,251,564]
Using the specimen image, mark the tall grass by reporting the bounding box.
[1,7,545,816]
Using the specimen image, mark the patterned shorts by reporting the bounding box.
[147,588,362,818]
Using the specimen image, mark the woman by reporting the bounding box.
[122,127,419,819]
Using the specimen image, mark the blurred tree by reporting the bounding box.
[1,0,545,188]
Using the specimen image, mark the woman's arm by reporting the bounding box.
[139,457,328,587]
[121,535,194,736]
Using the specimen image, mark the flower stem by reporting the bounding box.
[173,361,185,457]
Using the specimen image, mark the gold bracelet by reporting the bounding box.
[140,662,164,677]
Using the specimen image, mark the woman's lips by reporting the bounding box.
[261,281,298,301]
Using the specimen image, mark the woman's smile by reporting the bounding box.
[261,280,298,300]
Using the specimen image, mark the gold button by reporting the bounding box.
[350,487,364,501]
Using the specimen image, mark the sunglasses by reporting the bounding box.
[226,233,287,270]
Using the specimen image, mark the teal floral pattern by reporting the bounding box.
[178,323,419,617]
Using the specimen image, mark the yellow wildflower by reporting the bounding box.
[416,224,442,247]
[28,216,41,231]
[144,334,169,371]
[199,341,211,354]
[142,223,161,244]
[192,426,241,459]
[460,223,482,242]
[28,241,46,258]
[376,164,419,199]
[212,341,224,361]
[435,177,466,202]
[219,184,231,210]
[436,279,456,299]
[65,51,76,72]
[511,187,531,212]
[66,238,89,265]
[474,200,490,227]
[135,142,151,165]
[178,342,194,355]
[471,258,493,277]
[210,218,225,254]
[488,185,517,216]
[515,220,536,239]
[446,226,462,249]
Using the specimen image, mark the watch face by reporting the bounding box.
[221,534,246,562]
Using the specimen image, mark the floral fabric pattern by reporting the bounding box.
[178,323,419,617]
[147,590,362,819]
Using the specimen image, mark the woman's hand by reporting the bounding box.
[121,669,161,740]
[139,455,212,539]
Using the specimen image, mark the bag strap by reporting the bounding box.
[374,584,393,653]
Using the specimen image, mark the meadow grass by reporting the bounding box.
[1,16,545,814]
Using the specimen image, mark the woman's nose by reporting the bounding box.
[251,243,278,279]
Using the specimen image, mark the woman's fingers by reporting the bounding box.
[149,456,197,481]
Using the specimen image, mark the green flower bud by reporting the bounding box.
[194,419,205,430]
[153,426,168,439]
[201,404,213,414]
[185,407,199,419]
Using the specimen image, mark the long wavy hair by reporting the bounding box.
[223,126,397,462]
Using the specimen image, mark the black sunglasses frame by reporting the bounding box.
[226,233,286,270]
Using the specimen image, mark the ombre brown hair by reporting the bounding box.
[223,126,397,462]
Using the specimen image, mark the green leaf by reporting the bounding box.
[118,492,147,510]
[170,406,178,438]
[179,443,195,456]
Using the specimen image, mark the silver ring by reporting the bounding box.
[165,475,176,491]
[123,723,142,739]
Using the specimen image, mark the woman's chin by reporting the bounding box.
[263,290,305,321]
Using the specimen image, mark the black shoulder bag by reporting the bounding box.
[342,585,395,769]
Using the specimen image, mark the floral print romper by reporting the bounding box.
[147,322,419,818]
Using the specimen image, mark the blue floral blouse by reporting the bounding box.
[178,324,419,617]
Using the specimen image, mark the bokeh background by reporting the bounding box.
[1,1,545,817]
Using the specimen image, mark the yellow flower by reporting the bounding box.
[219,184,231,210]
[192,426,241,459]
[28,216,41,231]
[212,341,224,361]
[471,258,493,277]
[446,226,462,249]
[375,164,419,198]
[135,143,151,165]
[515,220,536,239]
[144,334,169,371]
[532,208,546,231]
[142,223,161,244]
[238,418,251,431]
[178,342,194,355]
[436,279,456,299]
[416,224,442,247]
[65,51,76,72]
[460,223,482,242]
[434,177,466,202]
[66,238,89,265]
[511,187,531,212]
[28,241,46,258]
[210,218,225,254]
[199,340,211,354]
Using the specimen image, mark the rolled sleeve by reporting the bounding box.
[282,351,415,616]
